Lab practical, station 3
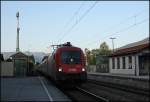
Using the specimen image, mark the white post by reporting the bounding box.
[125,56,129,69]
[109,58,112,73]
[115,57,117,69]
[135,55,139,76]
[132,56,136,75]
[120,57,123,69]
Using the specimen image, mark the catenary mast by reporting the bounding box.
[16,11,20,52]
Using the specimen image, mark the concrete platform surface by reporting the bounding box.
[1,76,71,101]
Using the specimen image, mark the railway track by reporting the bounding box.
[76,86,109,102]
[59,85,109,102]
[80,80,149,102]
[43,75,149,101]
[42,75,109,102]
[87,79,149,96]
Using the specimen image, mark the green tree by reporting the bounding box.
[99,42,111,55]
[96,42,111,72]
[90,49,99,65]
[85,42,111,66]
[85,48,91,65]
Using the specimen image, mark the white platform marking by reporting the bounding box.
[38,77,53,101]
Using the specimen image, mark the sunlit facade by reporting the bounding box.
[109,37,149,76]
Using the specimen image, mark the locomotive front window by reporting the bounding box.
[61,51,81,64]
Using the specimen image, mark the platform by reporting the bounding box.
[1,76,71,101]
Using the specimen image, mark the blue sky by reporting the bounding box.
[1,1,149,53]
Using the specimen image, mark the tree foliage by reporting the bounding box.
[85,42,111,65]
[99,42,112,55]
[0,54,4,61]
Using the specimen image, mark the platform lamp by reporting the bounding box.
[110,37,116,53]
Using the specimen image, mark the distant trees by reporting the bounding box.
[85,42,111,66]
[99,42,111,55]
[85,48,94,65]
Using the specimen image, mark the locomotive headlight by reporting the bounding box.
[58,68,62,72]
[82,68,85,71]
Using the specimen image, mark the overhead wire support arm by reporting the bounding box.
[51,42,72,50]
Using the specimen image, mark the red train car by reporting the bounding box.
[38,42,87,83]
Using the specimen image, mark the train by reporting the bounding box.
[37,42,87,83]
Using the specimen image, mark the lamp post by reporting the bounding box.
[110,37,116,52]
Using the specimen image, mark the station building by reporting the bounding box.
[1,51,35,77]
[109,37,149,76]
[11,51,35,76]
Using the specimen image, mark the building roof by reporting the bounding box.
[110,37,149,56]
[116,37,149,50]
[2,52,47,62]
[2,52,16,60]
[11,51,28,58]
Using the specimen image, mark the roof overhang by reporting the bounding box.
[109,43,149,57]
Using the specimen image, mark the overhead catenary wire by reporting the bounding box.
[65,1,86,29]
[116,8,148,26]
[77,8,148,45]
[83,18,148,47]
[59,2,147,45]
[54,2,148,51]
[55,1,86,44]
[57,1,99,43]
[79,9,149,45]
[103,8,148,34]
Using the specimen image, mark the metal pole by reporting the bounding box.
[110,37,116,52]
[16,11,20,52]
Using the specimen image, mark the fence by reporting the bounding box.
[0,62,14,76]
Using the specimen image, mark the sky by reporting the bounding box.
[1,1,149,53]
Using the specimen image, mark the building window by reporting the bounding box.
[140,57,145,69]
[128,56,132,69]
[112,58,115,69]
[117,57,120,69]
[122,57,125,69]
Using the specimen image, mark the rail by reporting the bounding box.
[88,79,149,96]
[76,86,109,102]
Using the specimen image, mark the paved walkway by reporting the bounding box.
[1,76,70,101]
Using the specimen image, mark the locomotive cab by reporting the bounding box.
[55,48,87,82]
[39,42,87,84]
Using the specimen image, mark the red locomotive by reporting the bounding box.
[38,42,87,83]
